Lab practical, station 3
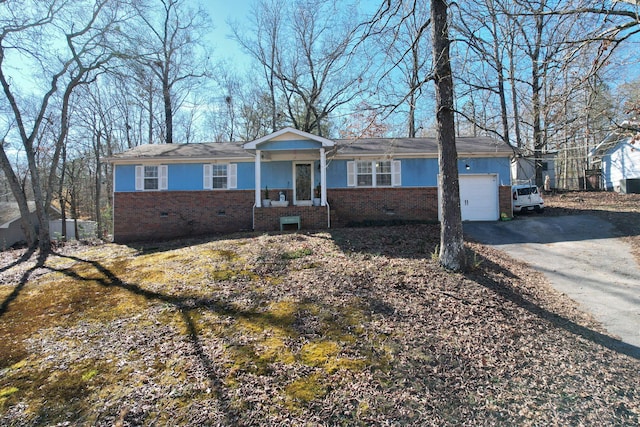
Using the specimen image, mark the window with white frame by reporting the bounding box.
[348,160,401,187]
[135,165,168,190]
[376,160,392,186]
[144,166,158,190]
[356,161,373,186]
[203,163,237,190]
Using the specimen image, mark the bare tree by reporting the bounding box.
[432,0,466,271]
[234,0,367,136]
[455,0,514,144]
[372,0,433,137]
[454,0,638,187]
[231,0,285,134]
[0,0,128,251]
[361,0,465,270]
[132,0,210,144]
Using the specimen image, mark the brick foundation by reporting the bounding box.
[254,205,330,231]
[328,187,440,227]
[113,190,254,242]
[499,186,513,218]
[113,186,512,242]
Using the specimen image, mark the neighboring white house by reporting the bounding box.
[589,129,640,193]
[0,202,38,250]
[0,202,95,249]
[49,219,97,240]
[511,150,557,188]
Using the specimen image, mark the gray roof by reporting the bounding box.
[0,201,35,227]
[108,142,249,162]
[334,136,512,157]
[590,133,638,159]
[590,122,640,159]
[108,136,513,162]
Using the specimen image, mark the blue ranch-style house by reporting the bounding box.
[108,127,514,242]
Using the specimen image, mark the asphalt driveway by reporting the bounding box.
[464,215,640,358]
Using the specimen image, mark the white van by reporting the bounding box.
[512,184,544,213]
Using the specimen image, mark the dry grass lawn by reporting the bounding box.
[0,191,639,426]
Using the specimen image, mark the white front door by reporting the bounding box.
[294,162,314,205]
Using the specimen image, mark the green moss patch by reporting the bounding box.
[300,341,340,367]
[281,247,313,260]
[285,373,328,405]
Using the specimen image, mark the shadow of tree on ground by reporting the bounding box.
[466,249,640,360]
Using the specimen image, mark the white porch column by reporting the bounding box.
[255,149,262,207]
[320,148,327,206]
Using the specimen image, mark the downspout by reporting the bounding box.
[326,201,331,229]
[243,148,259,230]
[112,164,116,241]
[320,148,327,206]
[255,149,262,207]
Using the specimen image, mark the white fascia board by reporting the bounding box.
[243,127,335,150]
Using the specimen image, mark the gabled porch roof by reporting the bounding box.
[243,127,335,151]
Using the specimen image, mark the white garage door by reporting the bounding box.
[459,174,499,221]
[439,174,499,221]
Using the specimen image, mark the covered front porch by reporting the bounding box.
[243,128,333,209]
[243,128,335,231]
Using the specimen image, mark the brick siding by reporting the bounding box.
[499,186,513,218]
[328,187,439,227]
[113,186,512,242]
[254,205,329,231]
[113,190,254,242]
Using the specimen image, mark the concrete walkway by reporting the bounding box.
[465,215,640,359]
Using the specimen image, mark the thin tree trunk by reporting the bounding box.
[94,131,103,237]
[0,144,36,247]
[59,144,68,241]
[508,38,522,148]
[531,6,545,188]
[162,68,173,144]
[432,0,466,272]
[491,14,510,145]
[148,80,154,145]
[408,40,420,138]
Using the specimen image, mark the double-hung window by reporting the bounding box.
[348,160,401,187]
[356,161,373,186]
[144,166,159,190]
[135,165,168,190]
[203,163,237,190]
[376,161,392,186]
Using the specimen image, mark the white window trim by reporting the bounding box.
[347,160,401,188]
[203,163,237,190]
[135,165,167,191]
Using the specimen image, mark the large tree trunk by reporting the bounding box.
[432,0,466,272]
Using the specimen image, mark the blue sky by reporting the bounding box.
[203,0,254,66]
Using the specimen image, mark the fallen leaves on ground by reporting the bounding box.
[0,191,638,426]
